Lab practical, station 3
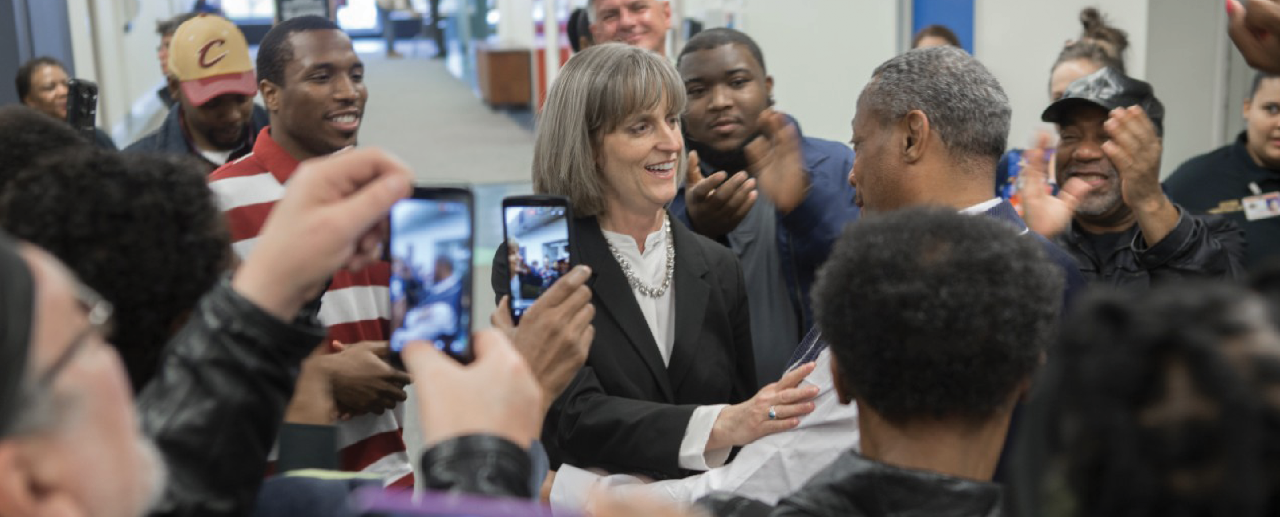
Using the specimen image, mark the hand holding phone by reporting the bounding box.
[502,195,575,324]
[65,79,99,133]
[389,187,474,365]
[491,264,594,412]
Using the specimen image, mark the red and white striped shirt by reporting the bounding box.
[209,127,414,488]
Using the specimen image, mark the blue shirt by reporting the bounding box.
[670,119,859,385]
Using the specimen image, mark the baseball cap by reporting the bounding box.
[1041,67,1165,136]
[167,14,257,107]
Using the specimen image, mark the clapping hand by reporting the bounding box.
[684,150,757,237]
[745,109,809,214]
[1018,133,1093,238]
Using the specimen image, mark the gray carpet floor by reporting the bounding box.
[358,41,536,186]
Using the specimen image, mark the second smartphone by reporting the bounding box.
[502,195,575,324]
[388,187,474,365]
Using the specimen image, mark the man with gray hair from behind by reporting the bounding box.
[579,47,1085,517]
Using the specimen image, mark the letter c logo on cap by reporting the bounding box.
[198,39,228,68]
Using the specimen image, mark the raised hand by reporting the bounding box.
[684,150,757,237]
[403,329,543,448]
[232,148,411,320]
[1018,133,1093,238]
[1102,106,1164,212]
[1228,0,1280,74]
[492,265,595,412]
[745,109,810,214]
[1103,106,1178,245]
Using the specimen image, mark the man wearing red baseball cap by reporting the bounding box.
[125,14,268,169]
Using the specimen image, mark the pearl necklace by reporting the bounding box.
[606,214,675,298]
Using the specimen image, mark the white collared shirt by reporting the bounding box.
[959,197,1003,215]
[550,346,857,512]
[549,201,1018,511]
[600,225,730,473]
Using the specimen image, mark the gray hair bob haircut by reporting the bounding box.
[533,43,688,217]
[859,46,1011,164]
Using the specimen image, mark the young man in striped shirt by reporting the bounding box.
[208,16,415,487]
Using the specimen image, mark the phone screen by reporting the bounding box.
[389,193,473,363]
[504,203,571,322]
[65,79,98,132]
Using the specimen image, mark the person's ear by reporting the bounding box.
[765,75,774,106]
[830,355,854,405]
[260,80,281,113]
[1244,97,1253,120]
[1014,351,1048,403]
[902,110,930,164]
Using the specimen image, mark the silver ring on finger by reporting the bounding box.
[768,405,777,420]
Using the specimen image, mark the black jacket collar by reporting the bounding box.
[576,213,712,402]
[780,450,1004,517]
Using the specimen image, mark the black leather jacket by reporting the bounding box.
[136,279,536,517]
[139,279,327,517]
[1056,205,1246,287]
[699,450,1004,517]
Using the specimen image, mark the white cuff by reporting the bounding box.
[550,464,602,516]
[677,404,731,471]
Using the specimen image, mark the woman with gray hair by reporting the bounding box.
[492,43,817,481]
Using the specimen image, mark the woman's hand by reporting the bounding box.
[706,362,819,450]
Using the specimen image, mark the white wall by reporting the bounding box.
[66,0,183,144]
[1146,0,1233,176]
[735,0,898,144]
[975,0,1149,153]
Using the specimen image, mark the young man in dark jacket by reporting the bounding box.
[125,14,268,169]
[1020,68,1246,286]
[669,28,859,386]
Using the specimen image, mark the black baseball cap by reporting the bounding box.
[1041,67,1165,136]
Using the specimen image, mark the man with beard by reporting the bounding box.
[669,28,858,386]
[1020,68,1245,286]
[126,14,269,169]
[209,16,416,487]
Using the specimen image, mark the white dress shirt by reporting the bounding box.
[601,225,730,473]
[551,343,858,513]
[549,199,1024,513]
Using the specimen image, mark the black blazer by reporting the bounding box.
[492,214,756,479]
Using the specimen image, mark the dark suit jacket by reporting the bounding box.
[492,214,757,479]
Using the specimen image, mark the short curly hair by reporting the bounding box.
[0,105,91,195]
[0,149,230,392]
[1051,282,1280,517]
[812,208,1062,424]
[256,15,342,87]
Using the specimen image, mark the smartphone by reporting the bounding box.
[502,195,574,324]
[389,187,474,365]
[65,79,99,133]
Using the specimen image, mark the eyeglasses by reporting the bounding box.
[32,282,113,388]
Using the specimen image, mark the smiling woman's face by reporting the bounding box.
[596,99,684,216]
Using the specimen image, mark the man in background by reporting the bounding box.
[127,15,269,169]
